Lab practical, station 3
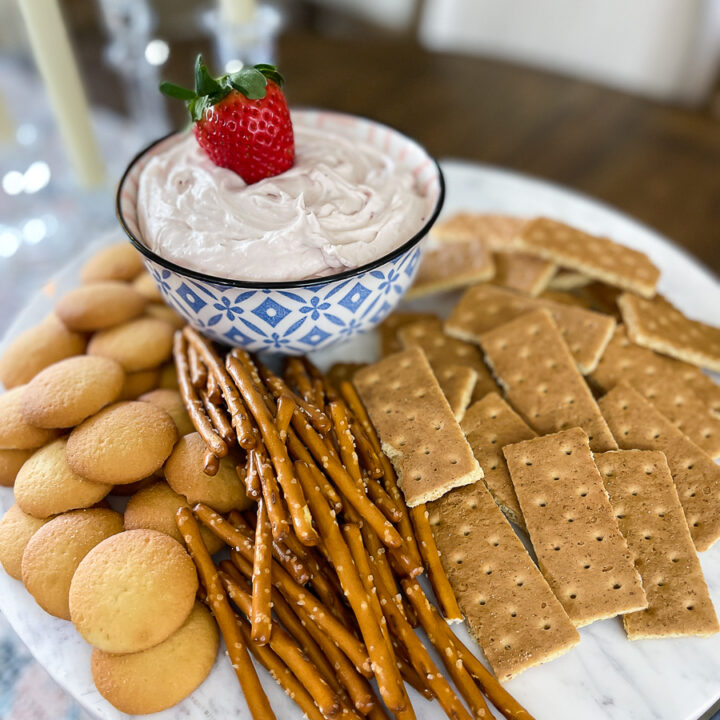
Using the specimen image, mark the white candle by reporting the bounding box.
[18,0,105,188]
[219,0,255,25]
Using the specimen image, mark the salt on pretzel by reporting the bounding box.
[275,395,296,442]
[409,504,463,624]
[365,475,402,523]
[252,445,290,542]
[227,355,319,547]
[295,461,408,713]
[301,357,328,406]
[206,366,222,403]
[203,449,220,476]
[251,500,273,645]
[173,331,228,458]
[349,417,384,480]
[175,507,274,720]
[242,450,261,500]
[284,357,317,405]
[200,387,236,447]
[187,343,207,390]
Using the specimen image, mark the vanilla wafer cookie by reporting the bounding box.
[446,284,616,374]
[479,309,617,451]
[434,365,477,421]
[397,319,498,401]
[378,312,441,356]
[599,383,720,552]
[591,325,720,457]
[492,251,556,296]
[407,237,495,298]
[596,450,719,639]
[430,212,526,247]
[512,218,659,298]
[427,480,579,680]
[354,347,482,506]
[618,293,720,372]
[460,393,536,527]
[504,428,646,626]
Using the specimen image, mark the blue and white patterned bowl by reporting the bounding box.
[116,110,444,354]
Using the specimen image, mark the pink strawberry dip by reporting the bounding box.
[136,113,433,282]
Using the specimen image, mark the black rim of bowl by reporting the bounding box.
[115,117,446,290]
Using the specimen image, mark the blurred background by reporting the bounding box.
[0,1,720,718]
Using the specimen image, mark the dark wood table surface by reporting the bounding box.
[135,30,719,275]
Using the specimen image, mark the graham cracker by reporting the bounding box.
[598,383,720,552]
[435,364,477,422]
[596,450,719,639]
[618,293,720,373]
[547,270,593,291]
[427,479,579,680]
[503,428,647,627]
[445,284,616,375]
[397,319,498,401]
[539,290,593,310]
[512,218,660,298]
[460,393,536,528]
[591,325,720,457]
[479,309,617,452]
[354,347,483,507]
[406,238,495,299]
[378,312,441,357]
[579,282,622,319]
[430,212,527,248]
[492,251,556,296]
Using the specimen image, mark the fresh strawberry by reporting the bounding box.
[160,56,294,184]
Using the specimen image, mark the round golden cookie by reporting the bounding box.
[0,448,34,487]
[20,356,124,429]
[132,272,163,302]
[14,438,112,518]
[0,504,48,580]
[145,303,185,330]
[91,601,218,714]
[69,529,198,653]
[119,367,160,400]
[21,508,124,620]
[165,433,251,513]
[138,389,194,436]
[66,401,178,485]
[56,281,148,332]
[158,362,178,389]
[81,242,144,284]
[110,476,156,497]
[125,481,224,554]
[87,317,174,372]
[0,314,86,390]
[0,387,59,450]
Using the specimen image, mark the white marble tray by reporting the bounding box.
[1,161,720,720]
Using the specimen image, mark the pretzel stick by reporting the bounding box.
[242,450,261,500]
[183,328,255,449]
[349,419,384,480]
[203,449,220,476]
[173,331,228,458]
[275,395,296,441]
[192,503,371,675]
[365,475,402,523]
[227,355,319,547]
[301,357,329,406]
[200,388,236,446]
[220,570,341,718]
[175,507,274,720]
[285,357,317,405]
[187,344,207,390]
[251,500,273,645]
[393,643,434,700]
[402,579,490,720]
[328,400,363,486]
[291,413,402,548]
[206,366,222,403]
[296,462,408,714]
[254,445,290,542]
[409,505,463,624]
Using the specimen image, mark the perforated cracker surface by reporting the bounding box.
[493,251,556,296]
[354,347,483,507]
[460,393,536,527]
[378,312,441,357]
[479,309,617,452]
[504,428,646,626]
[445,284,616,374]
[427,479,579,680]
[598,383,720,552]
[430,213,527,248]
[596,450,719,639]
[619,293,720,373]
[513,218,660,298]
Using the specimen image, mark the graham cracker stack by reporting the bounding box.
[618,293,720,373]
[503,428,647,627]
[511,218,660,298]
[434,365,478,421]
[407,238,495,298]
[478,309,617,452]
[445,284,616,374]
[547,269,593,291]
[378,312,440,356]
[430,212,527,247]
[598,383,720,552]
[354,347,483,507]
[460,393,536,528]
[493,251,556,296]
[427,479,580,680]
[591,325,720,458]
[596,450,719,639]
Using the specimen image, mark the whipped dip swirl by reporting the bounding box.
[136,115,433,282]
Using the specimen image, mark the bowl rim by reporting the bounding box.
[115,110,446,290]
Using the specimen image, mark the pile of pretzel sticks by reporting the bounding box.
[172,325,532,720]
